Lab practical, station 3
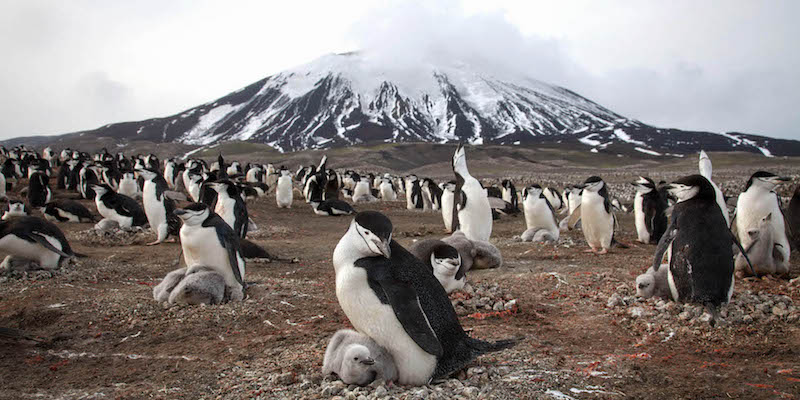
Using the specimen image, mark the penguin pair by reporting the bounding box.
[136,168,181,245]
[520,185,559,243]
[333,211,515,385]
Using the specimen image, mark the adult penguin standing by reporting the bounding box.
[333,211,514,385]
[451,144,492,242]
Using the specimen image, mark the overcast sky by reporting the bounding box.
[1,0,798,140]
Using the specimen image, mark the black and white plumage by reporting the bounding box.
[579,176,615,254]
[520,185,559,243]
[698,150,730,226]
[0,216,78,269]
[175,203,245,301]
[137,168,181,245]
[440,181,456,233]
[733,171,792,276]
[323,329,398,386]
[378,176,397,201]
[211,180,248,239]
[91,184,147,228]
[653,175,748,314]
[421,178,442,211]
[409,239,465,293]
[451,144,492,242]
[405,175,423,210]
[333,211,514,385]
[311,199,355,216]
[2,200,28,220]
[27,172,52,208]
[632,176,668,244]
[42,199,95,223]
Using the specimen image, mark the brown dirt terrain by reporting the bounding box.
[1,146,799,399]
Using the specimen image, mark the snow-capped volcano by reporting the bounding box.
[54,52,800,156]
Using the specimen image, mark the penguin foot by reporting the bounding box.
[597,248,609,255]
[146,240,163,246]
[583,249,597,253]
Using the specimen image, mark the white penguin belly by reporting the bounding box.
[0,234,62,269]
[633,193,649,243]
[215,199,237,230]
[56,209,80,222]
[336,266,437,385]
[458,181,492,242]
[524,199,556,232]
[180,227,242,288]
[143,182,167,230]
[736,193,791,264]
[581,193,613,249]
[379,183,396,201]
[441,191,454,231]
[353,182,371,202]
[276,178,293,207]
[118,180,138,197]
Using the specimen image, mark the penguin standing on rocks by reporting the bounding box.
[579,176,616,254]
[174,203,245,301]
[520,185,559,243]
[90,184,147,228]
[27,171,52,209]
[653,175,753,318]
[733,171,791,276]
[137,168,181,245]
[632,176,668,244]
[42,200,95,223]
[333,211,514,385]
[210,180,248,239]
[276,167,294,208]
[0,216,79,269]
[451,144,492,242]
[409,239,465,293]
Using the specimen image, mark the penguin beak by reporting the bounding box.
[378,240,391,259]
[776,176,791,183]
[361,357,375,365]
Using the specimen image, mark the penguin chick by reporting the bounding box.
[409,240,465,293]
[168,266,226,305]
[635,265,670,300]
[153,267,187,303]
[470,238,503,270]
[323,329,398,386]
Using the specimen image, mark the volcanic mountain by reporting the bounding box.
[26,52,800,156]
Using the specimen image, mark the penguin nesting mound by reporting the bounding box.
[450,282,519,317]
[607,288,799,338]
[73,226,150,246]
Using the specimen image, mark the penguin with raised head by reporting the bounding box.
[654,175,753,318]
[441,181,456,233]
[27,171,51,209]
[42,199,95,223]
[2,200,28,220]
[632,176,668,244]
[276,167,294,208]
[579,176,615,254]
[698,150,730,226]
[409,239,465,293]
[333,211,514,385]
[520,185,559,243]
[451,144,492,242]
[733,171,791,276]
[90,184,147,228]
[174,203,245,301]
[136,167,181,245]
[0,216,79,269]
[210,180,248,239]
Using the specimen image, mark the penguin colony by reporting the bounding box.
[0,143,796,388]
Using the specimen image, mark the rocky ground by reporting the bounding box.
[1,150,799,400]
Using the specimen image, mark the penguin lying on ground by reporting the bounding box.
[2,200,28,220]
[409,239,465,293]
[441,231,503,271]
[323,329,398,386]
[333,211,515,385]
[42,199,95,223]
[635,265,670,300]
[91,184,147,228]
[0,216,81,270]
[310,199,355,216]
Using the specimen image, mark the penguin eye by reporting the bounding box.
[364,230,371,236]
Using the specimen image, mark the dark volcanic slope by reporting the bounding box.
[12,52,799,156]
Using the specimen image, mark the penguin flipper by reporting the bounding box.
[28,232,72,258]
[728,228,758,278]
[652,222,678,271]
[379,278,443,357]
